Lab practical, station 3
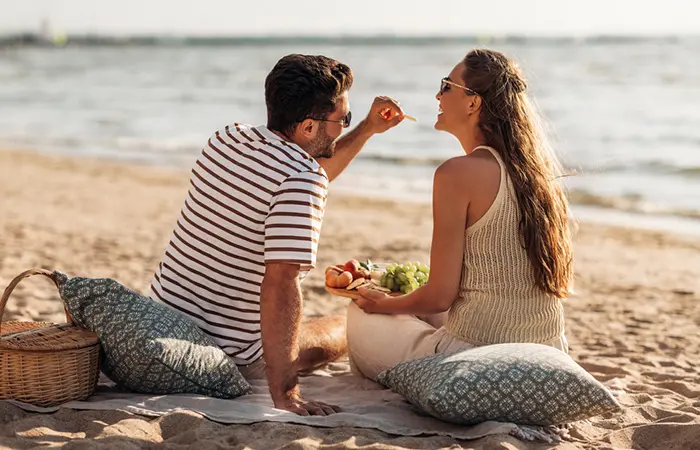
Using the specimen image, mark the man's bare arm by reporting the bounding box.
[317,121,373,182]
[259,263,338,416]
[318,96,405,181]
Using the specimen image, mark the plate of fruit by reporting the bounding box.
[324,259,430,299]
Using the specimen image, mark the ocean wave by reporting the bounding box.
[568,189,700,220]
[564,160,700,179]
[112,136,202,155]
[357,154,446,167]
[357,155,700,179]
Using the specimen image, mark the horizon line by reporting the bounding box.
[2,29,700,39]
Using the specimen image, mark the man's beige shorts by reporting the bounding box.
[237,357,267,380]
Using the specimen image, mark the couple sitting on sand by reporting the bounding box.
[148,49,573,416]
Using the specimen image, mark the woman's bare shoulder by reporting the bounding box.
[436,152,500,186]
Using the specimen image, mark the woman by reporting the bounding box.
[347,48,574,381]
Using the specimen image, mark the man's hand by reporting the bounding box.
[273,389,341,416]
[362,96,405,135]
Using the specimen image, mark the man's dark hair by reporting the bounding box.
[265,54,353,137]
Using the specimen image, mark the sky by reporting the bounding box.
[1,0,699,37]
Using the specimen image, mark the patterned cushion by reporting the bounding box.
[53,272,252,399]
[377,343,620,426]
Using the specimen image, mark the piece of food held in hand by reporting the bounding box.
[325,259,430,295]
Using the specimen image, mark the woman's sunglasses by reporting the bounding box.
[311,111,352,128]
[439,77,480,97]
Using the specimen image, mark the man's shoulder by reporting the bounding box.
[282,168,329,188]
[207,122,256,142]
[200,123,327,186]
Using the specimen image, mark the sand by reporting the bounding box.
[0,148,698,449]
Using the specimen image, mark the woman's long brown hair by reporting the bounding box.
[462,49,573,298]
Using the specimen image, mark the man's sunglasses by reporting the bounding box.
[440,77,480,97]
[310,111,352,128]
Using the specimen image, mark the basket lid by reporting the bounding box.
[0,323,99,352]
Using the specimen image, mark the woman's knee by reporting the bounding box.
[346,302,371,348]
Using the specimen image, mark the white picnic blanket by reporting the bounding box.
[7,361,562,443]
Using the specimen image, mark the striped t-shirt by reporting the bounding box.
[149,124,328,365]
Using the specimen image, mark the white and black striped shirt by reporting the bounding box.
[150,124,328,365]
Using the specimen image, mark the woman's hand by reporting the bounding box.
[353,287,391,314]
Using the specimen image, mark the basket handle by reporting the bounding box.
[0,269,72,331]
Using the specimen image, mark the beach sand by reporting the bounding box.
[0,149,698,449]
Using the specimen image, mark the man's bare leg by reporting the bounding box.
[296,315,347,372]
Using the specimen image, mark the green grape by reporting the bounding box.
[383,262,430,292]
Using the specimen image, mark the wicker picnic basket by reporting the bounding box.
[0,269,101,407]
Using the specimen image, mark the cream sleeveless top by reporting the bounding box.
[445,146,565,345]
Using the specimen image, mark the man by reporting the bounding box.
[149,54,404,416]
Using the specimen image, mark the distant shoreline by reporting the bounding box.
[1,32,697,48]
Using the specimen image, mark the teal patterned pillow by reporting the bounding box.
[52,271,252,399]
[377,343,620,426]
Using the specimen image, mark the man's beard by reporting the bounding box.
[309,125,336,159]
